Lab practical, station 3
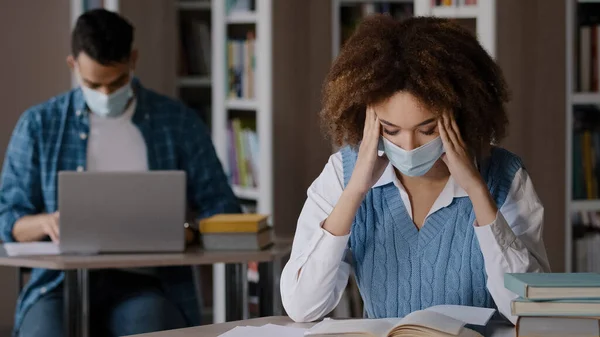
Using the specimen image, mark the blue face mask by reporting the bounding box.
[79,74,133,118]
[379,136,445,177]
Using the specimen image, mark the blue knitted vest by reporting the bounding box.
[341,146,522,318]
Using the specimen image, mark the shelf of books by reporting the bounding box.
[211,0,272,323]
[568,1,600,272]
[221,0,260,207]
[414,0,495,58]
[177,0,212,127]
[332,0,414,58]
[431,5,477,19]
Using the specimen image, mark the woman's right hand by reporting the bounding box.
[346,107,389,196]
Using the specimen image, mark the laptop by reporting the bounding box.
[57,171,186,254]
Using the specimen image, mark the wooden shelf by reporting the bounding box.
[226,99,257,111]
[177,76,211,88]
[177,1,211,10]
[572,93,600,104]
[226,11,257,24]
[431,5,478,18]
[232,185,259,200]
[571,200,600,212]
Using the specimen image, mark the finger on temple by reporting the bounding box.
[438,118,452,148]
[443,114,460,145]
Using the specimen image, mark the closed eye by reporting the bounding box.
[420,128,436,136]
[383,129,399,136]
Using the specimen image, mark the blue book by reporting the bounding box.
[512,298,600,317]
[505,273,600,300]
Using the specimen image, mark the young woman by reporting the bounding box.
[280,15,550,324]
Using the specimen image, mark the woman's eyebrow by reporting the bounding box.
[379,117,437,128]
[379,118,398,127]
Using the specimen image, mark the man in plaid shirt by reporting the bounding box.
[0,9,239,337]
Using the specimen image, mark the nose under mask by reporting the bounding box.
[379,136,445,176]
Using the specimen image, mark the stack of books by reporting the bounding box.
[505,273,600,336]
[199,214,272,250]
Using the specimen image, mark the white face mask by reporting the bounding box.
[77,71,133,118]
[379,136,445,177]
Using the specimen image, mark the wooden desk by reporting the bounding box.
[126,316,517,337]
[0,244,291,337]
[0,245,291,270]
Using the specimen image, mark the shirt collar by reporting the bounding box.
[372,161,469,199]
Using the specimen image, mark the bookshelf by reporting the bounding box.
[573,93,600,104]
[332,0,495,60]
[177,1,212,125]
[211,0,272,323]
[566,0,600,273]
[414,0,495,58]
[332,0,414,58]
[226,11,258,24]
[211,0,271,215]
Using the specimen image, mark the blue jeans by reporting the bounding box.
[18,270,188,337]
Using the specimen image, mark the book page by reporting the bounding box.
[424,305,495,326]
[218,325,306,337]
[397,310,464,336]
[306,318,397,337]
[258,324,307,337]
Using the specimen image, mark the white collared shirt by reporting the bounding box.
[280,151,550,324]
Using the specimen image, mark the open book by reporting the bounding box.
[306,305,495,337]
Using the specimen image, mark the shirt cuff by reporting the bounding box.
[474,211,517,253]
[298,225,350,268]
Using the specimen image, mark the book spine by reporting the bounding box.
[584,131,594,199]
[593,25,598,92]
[243,37,251,99]
[237,40,244,98]
[248,32,255,99]
[243,129,254,187]
[228,40,235,98]
[233,119,247,186]
[227,121,238,185]
[574,131,585,199]
[581,26,592,92]
[249,131,259,186]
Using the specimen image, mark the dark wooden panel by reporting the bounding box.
[497,0,566,271]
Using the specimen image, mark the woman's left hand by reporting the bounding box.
[439,113,498,226]
[438,113,485,194]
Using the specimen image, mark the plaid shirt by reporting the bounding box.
[0,79,240,332]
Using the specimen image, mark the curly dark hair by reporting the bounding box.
[321,15,509,156]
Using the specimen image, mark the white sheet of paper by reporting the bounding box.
[3,242,60,256]
[218,324,306,337]
[257,324,306,337]
[425,305,496,326]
